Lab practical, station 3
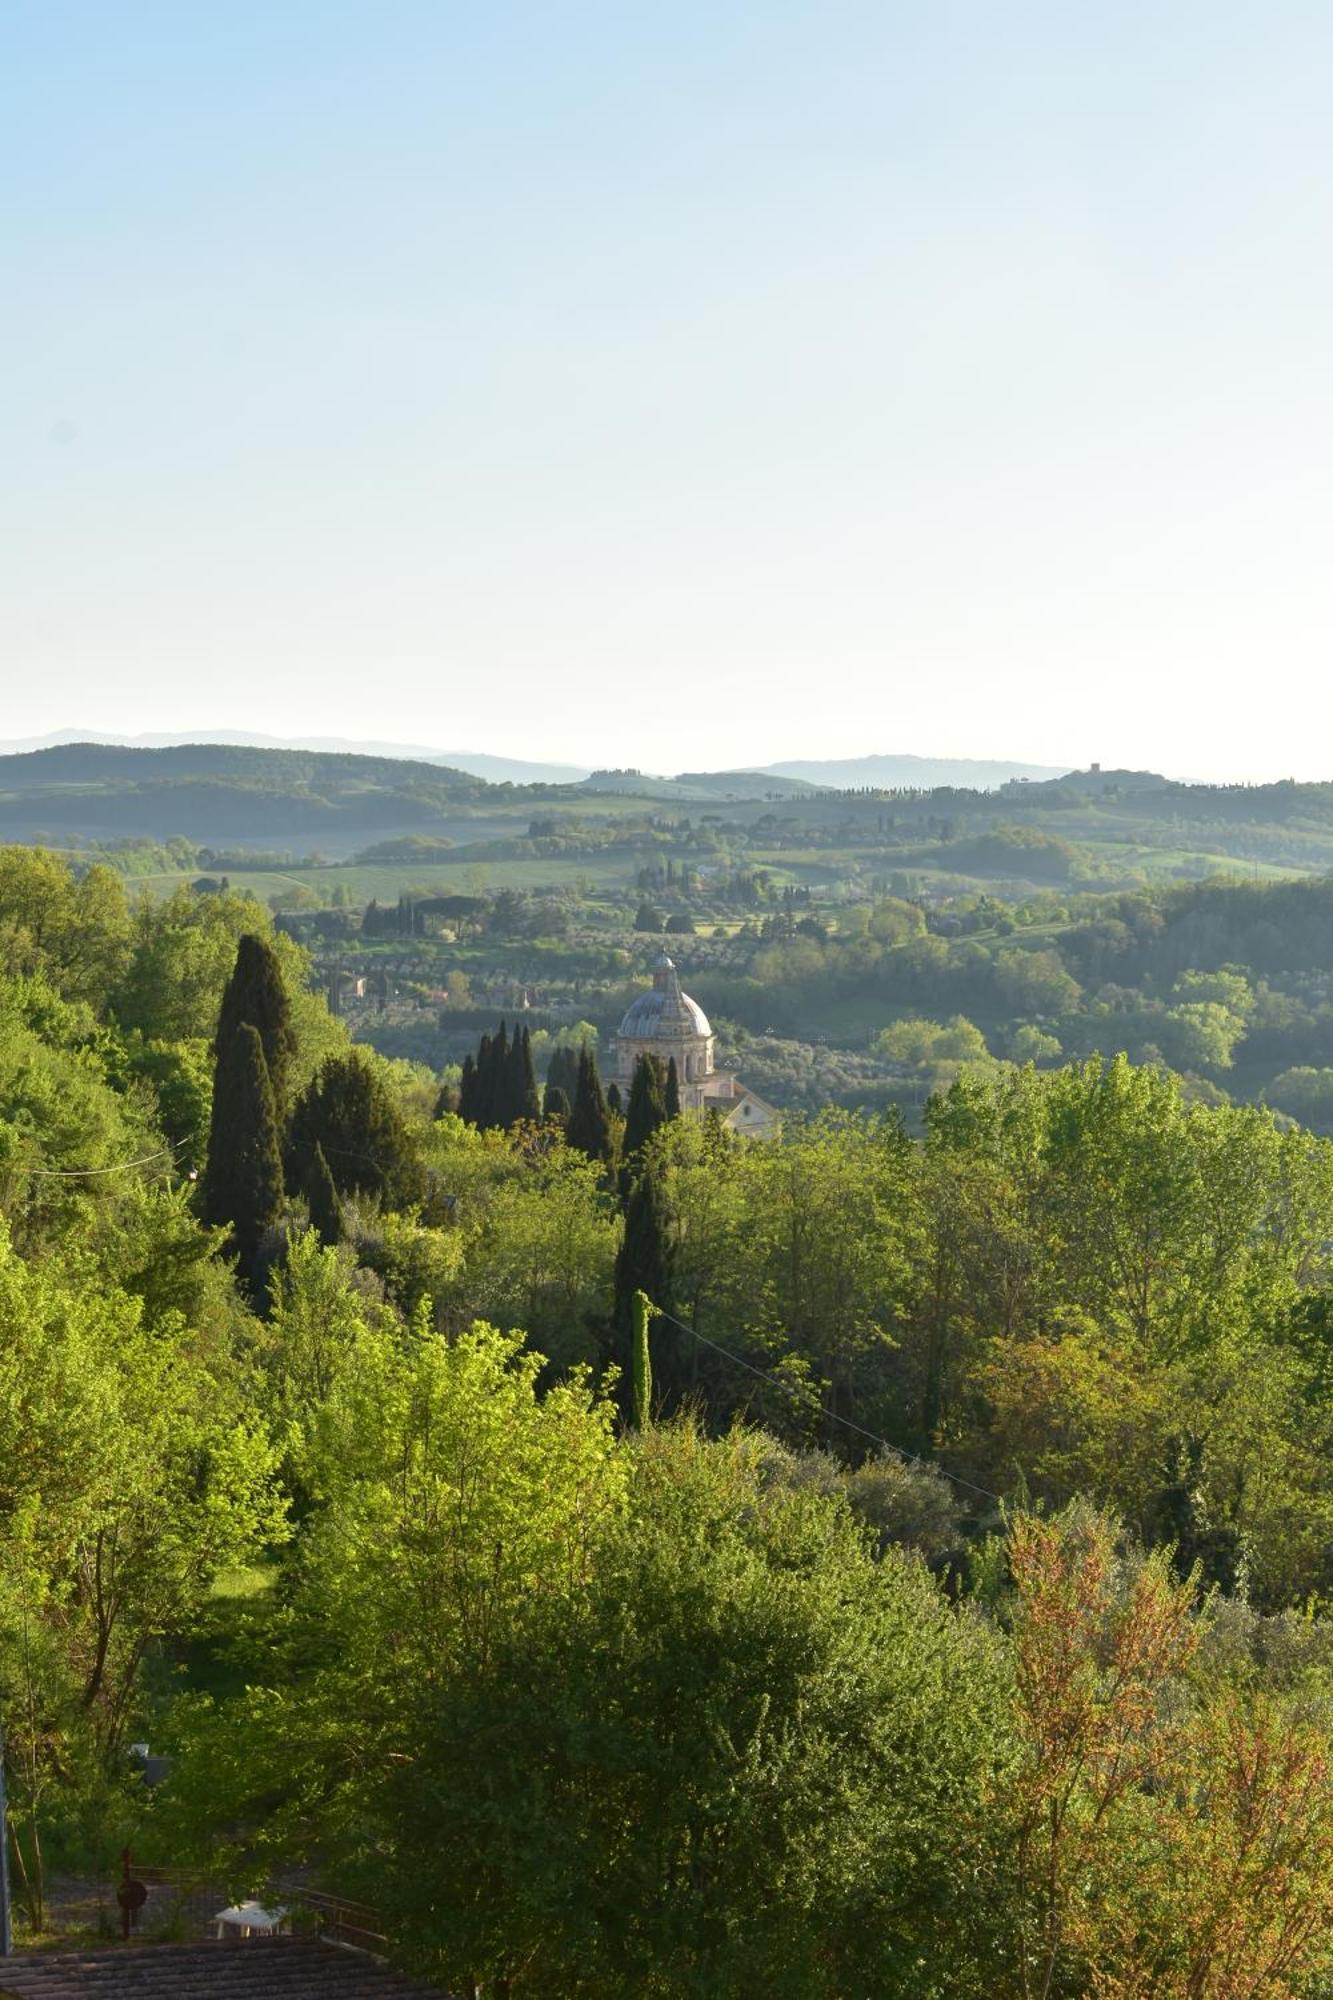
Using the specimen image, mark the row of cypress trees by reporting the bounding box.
[453,1029,684,1182]
[457,1021,541,1131]
[449,1022,685,1411]
[201,932,419,1286]
[202,949,696,1411]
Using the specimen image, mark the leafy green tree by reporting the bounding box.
[0,1230,282,1921]
[116,886,343,1084]
[165,1322,625,1894]
[1162,999,1246,1072]
[370,1427,1008,1998]
[123,1032,214,1161]
[0,848,131,1008]
[997,1504,1333,1998]
[436,1146,618,1372]
[116,885,280,1043]
[992,946,1082,1016]
[875,1015,989,1087]
[0,977,157,1250]
[1267,1065,1333,1131]
[867,897,926,944]
[1172,965,1257,1019]
[263,1230,383,1434]
[1008,1023,1062,1064]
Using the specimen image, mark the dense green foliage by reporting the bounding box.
[10,843,1333,1991]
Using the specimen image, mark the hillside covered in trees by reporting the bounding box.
[6,845,1333,1991]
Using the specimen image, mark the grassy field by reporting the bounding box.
[129,852,643,904]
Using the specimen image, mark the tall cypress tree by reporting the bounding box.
[511,1024,540,1125]
[304,1140,342,1247]
[202,1021,284,1278]
[461,1052,478,1122]
[460,1024,544,1131]
[621,1054,668,1183]
[664,1056,682,1120]
[488,1024,508,1136]
[462,1042,488,1126]
[545,1043,582,1105]
[613,1160,673,1352]
[566,1047,613,1164]
[543,1083,570,1123]
[215,933,296,1121]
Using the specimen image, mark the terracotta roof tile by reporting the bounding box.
[0,1938,450,2000]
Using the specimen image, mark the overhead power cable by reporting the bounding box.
[16,1137,193,1180]
[650,1302,1003,1507]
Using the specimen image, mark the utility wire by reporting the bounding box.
[651,1302,1003,1507]
[16,1137,193,1180]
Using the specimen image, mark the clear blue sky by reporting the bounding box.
[6,1,1333,777]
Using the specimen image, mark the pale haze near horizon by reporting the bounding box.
[6,2,1333,782]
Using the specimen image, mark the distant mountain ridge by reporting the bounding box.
[761,753,1069,789]
[0,731,1072,793]
[0,731,588,787]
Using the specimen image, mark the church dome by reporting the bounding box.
[618,952,712,1042]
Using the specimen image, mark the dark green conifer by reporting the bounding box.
[511,1024,541,1124]
[487,1021,511,1131]
[304,1140,342,1247]
[545,1044,582,1105]
[543,1083,570,1123]
[664,1055,682,1120]
[566,1047,613,1164]
[606,1082,622,1115]
[214,933,296,1120]
[287,1049,423,1209]
[613,1160,673,1350]
[458,1052,477,1122]
[622,1052,668,1160]
[202,1021,284,1278]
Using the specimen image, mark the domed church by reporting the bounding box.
[613,952,779,1137]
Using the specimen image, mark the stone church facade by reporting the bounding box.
[613,952,779,1138]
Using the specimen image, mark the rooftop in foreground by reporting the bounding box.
[0,1939,449,2000]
